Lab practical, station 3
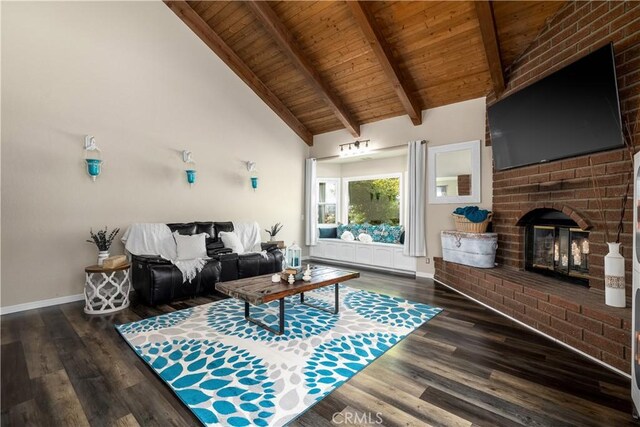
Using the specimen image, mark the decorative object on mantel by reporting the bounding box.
[441,230,498,268]
[246,161,258,191]
[265,222,283,241]
[86,227,120,266]
[452,206,492,233]
[182,150,196,187]
[339,139,370,158]
[83,135,102,182]
[590,108,638,307]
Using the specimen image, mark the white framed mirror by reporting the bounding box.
[428,140,481,204]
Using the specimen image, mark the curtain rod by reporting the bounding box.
[315,140,426,161]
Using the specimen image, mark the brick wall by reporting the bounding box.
[487,1,640,293]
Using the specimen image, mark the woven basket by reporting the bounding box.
[452,212,493,233]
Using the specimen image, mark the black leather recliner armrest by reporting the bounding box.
[131,254,171,265]
[261,243,281,252]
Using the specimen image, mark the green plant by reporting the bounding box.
[265,222,283,239]
[87,227,120,251]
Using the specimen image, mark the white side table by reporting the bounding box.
[84,263,131,314]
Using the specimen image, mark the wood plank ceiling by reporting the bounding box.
[166,1,566,145]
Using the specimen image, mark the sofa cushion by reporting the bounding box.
[319,227,337,238]
[174,232,208,260]
[167,222,197,235]
[219,231,244,254]
[213,222,234,239]
[195,222,216,242]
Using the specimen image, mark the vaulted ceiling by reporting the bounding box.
[165,1,566,145]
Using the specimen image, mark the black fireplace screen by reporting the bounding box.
[529,225,589,282]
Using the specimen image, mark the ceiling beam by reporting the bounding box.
[346,1,422,126]
[164,0,313,146]
[245,1,361,138]
[474,0,506,96]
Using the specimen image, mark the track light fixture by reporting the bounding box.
[339,140,370,157]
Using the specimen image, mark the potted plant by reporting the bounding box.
[265,222,283,242]
[87,227,120,266]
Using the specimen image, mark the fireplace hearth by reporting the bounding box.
[522,209,590,286]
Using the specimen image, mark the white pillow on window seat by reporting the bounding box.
[174,232,208,260]
[219,231,245,254]
[358,233,373,244]
[340,231,355,241]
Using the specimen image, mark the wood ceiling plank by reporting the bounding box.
[347,1,422,125]
[164,0,313,145]
[493,1,566,67]
[246,0,361,137]
[474,1,506,96]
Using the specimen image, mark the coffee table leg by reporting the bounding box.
[300,284,339,314]
[244,299,285,335]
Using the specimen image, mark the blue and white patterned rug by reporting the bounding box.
[116,285,442,426]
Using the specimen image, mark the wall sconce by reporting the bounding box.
[339,139,370,158]
[183,150,196,188]
[247,161,258,191]
[84,135,102,182]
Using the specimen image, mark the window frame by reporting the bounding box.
[316,177,341,226]
[341,173,404,225]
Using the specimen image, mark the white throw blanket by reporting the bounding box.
[233,221,262,253]
[121,223,207,283]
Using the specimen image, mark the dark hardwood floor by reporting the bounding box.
[1,267,635,426]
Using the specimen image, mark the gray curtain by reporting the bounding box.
[404,141,426,256]
[305,158,318,246]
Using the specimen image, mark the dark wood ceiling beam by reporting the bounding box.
[474,0,506,96]
[164,0,313,146]
[245,1,361,138]
[346,1,422,126]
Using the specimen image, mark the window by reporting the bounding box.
[344,175,401,225]
[317,179,339,225]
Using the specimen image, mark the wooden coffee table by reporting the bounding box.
[215,266,359,335]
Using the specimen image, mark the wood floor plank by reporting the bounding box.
[19,324,63,379]
[4,399,46,427]
[112,413,142,427]
[31,369,90,427]
[0,341,32,411]
[0,265,634,425]
[122,380,195,427]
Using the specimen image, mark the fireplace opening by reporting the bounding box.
[521,209,590,286]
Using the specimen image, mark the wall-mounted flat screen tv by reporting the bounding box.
[488,43,623,171]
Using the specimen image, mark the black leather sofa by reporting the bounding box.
[131,221,283,305]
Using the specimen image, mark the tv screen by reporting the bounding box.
[488,43,623,171]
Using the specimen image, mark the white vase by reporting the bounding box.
[97,251,110,266]
[604,242,626,307]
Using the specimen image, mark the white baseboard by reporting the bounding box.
[433,277,631,379]
[415,271,434,279]
[1,293,84,316]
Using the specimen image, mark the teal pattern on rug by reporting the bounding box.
[116,285,441,426]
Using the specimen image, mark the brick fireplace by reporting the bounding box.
[434,1,639,375]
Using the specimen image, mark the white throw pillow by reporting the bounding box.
[340,231,355,241]
[174,232,208,260]
[358,233,373,244]
[219,231,245,254]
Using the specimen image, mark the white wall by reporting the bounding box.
[1,1,308,307]
[310,98,491,276]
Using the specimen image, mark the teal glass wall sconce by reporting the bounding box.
[182,150,196,188]
[84,135,102,182]
[247,161,258,191]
